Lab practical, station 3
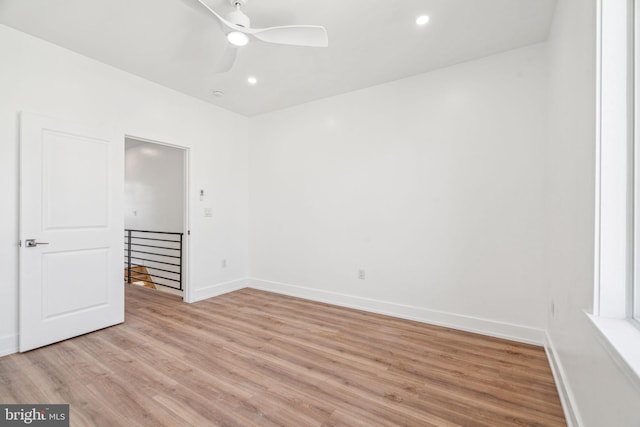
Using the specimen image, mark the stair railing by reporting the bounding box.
[124,229,184,291]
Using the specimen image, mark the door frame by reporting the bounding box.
[124,134,191,302]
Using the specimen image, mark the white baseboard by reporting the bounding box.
[187,278,249,303]
[0,334,18,357]
[248,278,545,346]
[545,332,582,427]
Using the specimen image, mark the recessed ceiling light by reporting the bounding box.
[247,76,257,85]
[227,31,249,46]
[416,15,430,26]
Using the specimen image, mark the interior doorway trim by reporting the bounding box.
[124,134,191,302]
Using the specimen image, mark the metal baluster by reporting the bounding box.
[127,230,132,284]
[179,233,183,291]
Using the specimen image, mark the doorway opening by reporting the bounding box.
[124,137,188,299]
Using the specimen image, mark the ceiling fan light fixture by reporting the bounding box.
[416,15,430,26]
[227,31,249,46]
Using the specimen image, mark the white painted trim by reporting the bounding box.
[248,278,545,345]
[595,0,634,318]
[187,278,248,303]
[544,332,583,427]
[594,0,603,317]
[586,311,640,392]
[0,334,18,358]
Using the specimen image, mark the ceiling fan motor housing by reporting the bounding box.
[227,0,250,28]
[227,10,250,27]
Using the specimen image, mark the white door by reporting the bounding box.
[19,112,124,352]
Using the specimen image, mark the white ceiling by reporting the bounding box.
[0,0,557,116]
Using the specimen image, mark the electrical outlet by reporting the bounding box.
[358,269,365,280]
[204,208,213,218]
[221,259,227,268]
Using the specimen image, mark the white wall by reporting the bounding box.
[545,0,640,425]
[0,24,249,356]
[248,44,549,344]
[125,140,185,232]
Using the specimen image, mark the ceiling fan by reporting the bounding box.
[195,0,329,72]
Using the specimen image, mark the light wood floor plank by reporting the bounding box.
[0,285,566,426]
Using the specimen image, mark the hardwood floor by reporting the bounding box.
[0,285,566,426]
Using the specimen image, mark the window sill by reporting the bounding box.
[586,311,640,390]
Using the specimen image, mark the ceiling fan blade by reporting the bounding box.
[251,25,328,47]
[213,46,238,73]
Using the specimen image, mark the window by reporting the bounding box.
[595,0,634,321]
[591,0,640,383]
[635,0,640,325]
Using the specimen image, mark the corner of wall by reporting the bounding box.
[187,278,249,303]
[544,331,583,427]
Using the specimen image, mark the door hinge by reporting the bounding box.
[18,240,22,247]
[187,230,191,236]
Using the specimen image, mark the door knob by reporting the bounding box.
[25,239,49,248]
